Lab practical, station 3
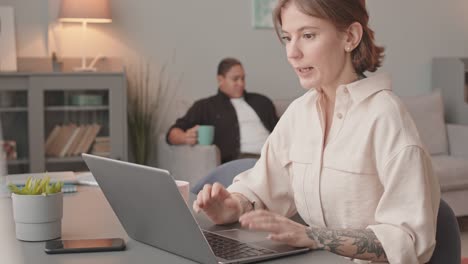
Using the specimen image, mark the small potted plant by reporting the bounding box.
[8,176,64,241]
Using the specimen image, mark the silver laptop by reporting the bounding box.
[82,154,310,264]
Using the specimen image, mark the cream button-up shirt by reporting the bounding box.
[228,73,440,264]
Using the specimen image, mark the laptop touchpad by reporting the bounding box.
[215,229,269,243]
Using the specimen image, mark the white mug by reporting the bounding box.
[175,180,190,205]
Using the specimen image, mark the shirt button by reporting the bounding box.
[343,88,349,93]
[337,113,343,119]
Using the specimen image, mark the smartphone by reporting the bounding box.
[44,238,126,254]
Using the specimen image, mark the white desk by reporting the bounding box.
[0,187,353,264]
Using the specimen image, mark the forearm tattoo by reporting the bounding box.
[306,227,387,261]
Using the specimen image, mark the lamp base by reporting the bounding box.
[73,67,97,72]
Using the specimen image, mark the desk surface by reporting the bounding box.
[0,187,353,264]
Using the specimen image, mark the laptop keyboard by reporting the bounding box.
[203,230,276,260]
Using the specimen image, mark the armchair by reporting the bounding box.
[156,98,293,185]
[156,135,220,184]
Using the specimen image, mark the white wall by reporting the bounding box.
[367,0,468,96]
[3,0,468,100]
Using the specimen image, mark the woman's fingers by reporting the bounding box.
[210,182,223,199]
[211,183,230,200]
[193,183,242,224]
[242,218,282,232]
[239,210,276,222]
[240,211,284,232]
[268,232,293,242]
[201,184,213,205]
[193,200,201,213]
[196,183,228,210]
[240,210,315,248]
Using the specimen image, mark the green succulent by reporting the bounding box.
[8,175,63,195]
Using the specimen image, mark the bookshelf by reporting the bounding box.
[0,71,127,173]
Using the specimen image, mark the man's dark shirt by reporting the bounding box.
[166,90,279,163]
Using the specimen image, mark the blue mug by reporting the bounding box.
[197,125,214,145]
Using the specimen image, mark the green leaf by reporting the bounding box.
[7,184,21,194]
[7,174,63,195]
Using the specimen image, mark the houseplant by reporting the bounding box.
[126,58,180,165]
[8,176,63,241]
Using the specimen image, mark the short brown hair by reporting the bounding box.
[217,58,242,76]
[273,0,384,74]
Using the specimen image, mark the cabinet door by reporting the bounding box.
[44,88,110,171]
[33,74,126,172]
[0,88,29,174]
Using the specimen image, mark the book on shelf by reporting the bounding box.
[69,94,104,106]
[92,144,110,153]
[59,125,80,157]
[94,136,110,143]
[46,124,75,157]
[45,123,102,157]
[66,126,86,156]
[73,125,95,156]
[81,124,101,154]
[45,125,61,152]
[72,124,101,156]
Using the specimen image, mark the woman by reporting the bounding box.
[193,0,440,263]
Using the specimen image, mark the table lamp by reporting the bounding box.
[58,0,112,72]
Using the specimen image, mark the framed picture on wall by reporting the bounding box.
[252,0,276,29]
[0,6,17,72]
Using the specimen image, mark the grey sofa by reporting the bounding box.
[401,92,468,217]
[157,93,468,216]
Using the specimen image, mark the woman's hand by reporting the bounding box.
[193,183,242,225]
[239,210,321,249]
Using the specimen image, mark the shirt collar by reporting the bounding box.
[217,89,248,100]
[344,73,392,105]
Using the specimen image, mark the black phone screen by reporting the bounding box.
[45,238,125,254]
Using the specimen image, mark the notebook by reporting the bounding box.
[82,154,310,264]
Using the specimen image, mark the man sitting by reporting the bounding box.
[166,57,278,163]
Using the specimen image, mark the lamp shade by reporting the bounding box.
[59,0,111,23]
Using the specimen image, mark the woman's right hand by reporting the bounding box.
[193,183,242,225]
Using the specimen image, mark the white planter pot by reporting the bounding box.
[12,192,63,241]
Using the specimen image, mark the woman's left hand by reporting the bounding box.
[239,210,318,249]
